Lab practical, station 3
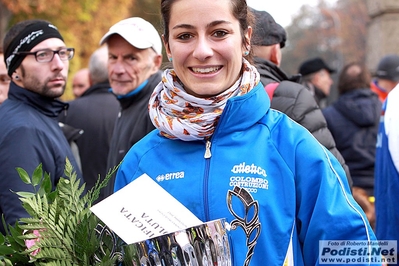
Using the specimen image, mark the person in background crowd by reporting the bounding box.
[374,82,399,261]
[59,45,120,191]
[251,7,352,187]
[100,17,163,200]
[113,0,378,265]
[298,57,335,109]
[0,19,83,234]
[72,68,90,98]
[323,62,381,228]
[370,54,399,102]
[0,47,11,104]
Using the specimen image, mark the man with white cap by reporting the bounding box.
[100,17,163,200]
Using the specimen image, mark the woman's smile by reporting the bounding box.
[190,66,222,74]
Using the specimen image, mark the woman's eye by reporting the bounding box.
[213,31,227,37]
[177,33,192,40]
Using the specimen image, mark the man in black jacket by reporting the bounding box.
[59,45,120,191]
[0,19,84,234]
[100,17,163,200]
[250,8,352,187]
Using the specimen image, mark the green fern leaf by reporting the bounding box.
[16,167,31,185]
[1,160,123,265]
[38,173,52,197]
[15,191,36,199]
[31,164,43,187]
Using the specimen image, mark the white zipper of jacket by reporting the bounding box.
[204,140,212,158]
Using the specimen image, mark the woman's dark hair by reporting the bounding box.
[337,62,371,95]
[160,0,254,62]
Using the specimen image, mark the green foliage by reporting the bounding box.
[0,159,125,265]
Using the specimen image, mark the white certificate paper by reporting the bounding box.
[90,173,203,244]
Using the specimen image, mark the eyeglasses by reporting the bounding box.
[14,48,75,63]
[0,74,11,85]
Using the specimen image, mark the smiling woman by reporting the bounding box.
[163,0,252,97]
[111,0,379,265]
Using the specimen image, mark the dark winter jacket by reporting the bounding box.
[323,89,381,194]
[102,71,162,200]
[0,82,84,234]
[255,57,352,186]
[59,81,120,191]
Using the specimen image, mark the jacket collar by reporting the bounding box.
[8,81,67,118]
[214,82,270,136]
[117,71,162,110]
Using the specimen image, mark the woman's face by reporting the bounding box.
[164,0,251,98]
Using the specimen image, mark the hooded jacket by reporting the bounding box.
[0,82,83,235]
[322,89,381,194]
[255,57,352,186]
[114,82,376,266]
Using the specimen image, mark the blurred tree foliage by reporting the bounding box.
[281,0,368,103]
[130,0,161,31]
[0,0,133,100]
[282,0,368,76]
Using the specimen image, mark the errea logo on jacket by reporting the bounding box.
[156,171,184,182]
[230,162,269,193]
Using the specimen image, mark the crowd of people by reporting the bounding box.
[0,0,398,264]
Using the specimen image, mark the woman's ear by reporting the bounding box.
[162,34,171,59]
[245,26,252,47]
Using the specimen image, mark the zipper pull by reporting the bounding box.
[64,105,68,116]
[204,140,212,159]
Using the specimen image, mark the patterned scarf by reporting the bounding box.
[148,59,260,141]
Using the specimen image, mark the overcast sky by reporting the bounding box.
[247,0,337,27]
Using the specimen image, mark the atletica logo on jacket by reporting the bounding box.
[230,162,269,193]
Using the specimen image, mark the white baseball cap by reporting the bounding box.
[100,17,162,55]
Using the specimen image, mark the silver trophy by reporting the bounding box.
[94,218,231,266]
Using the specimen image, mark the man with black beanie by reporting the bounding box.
[0,19,84,234]
[250,7,352,187]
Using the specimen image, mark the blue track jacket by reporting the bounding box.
[114,82,379,266]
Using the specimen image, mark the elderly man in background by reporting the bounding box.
[100,17,163,200]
